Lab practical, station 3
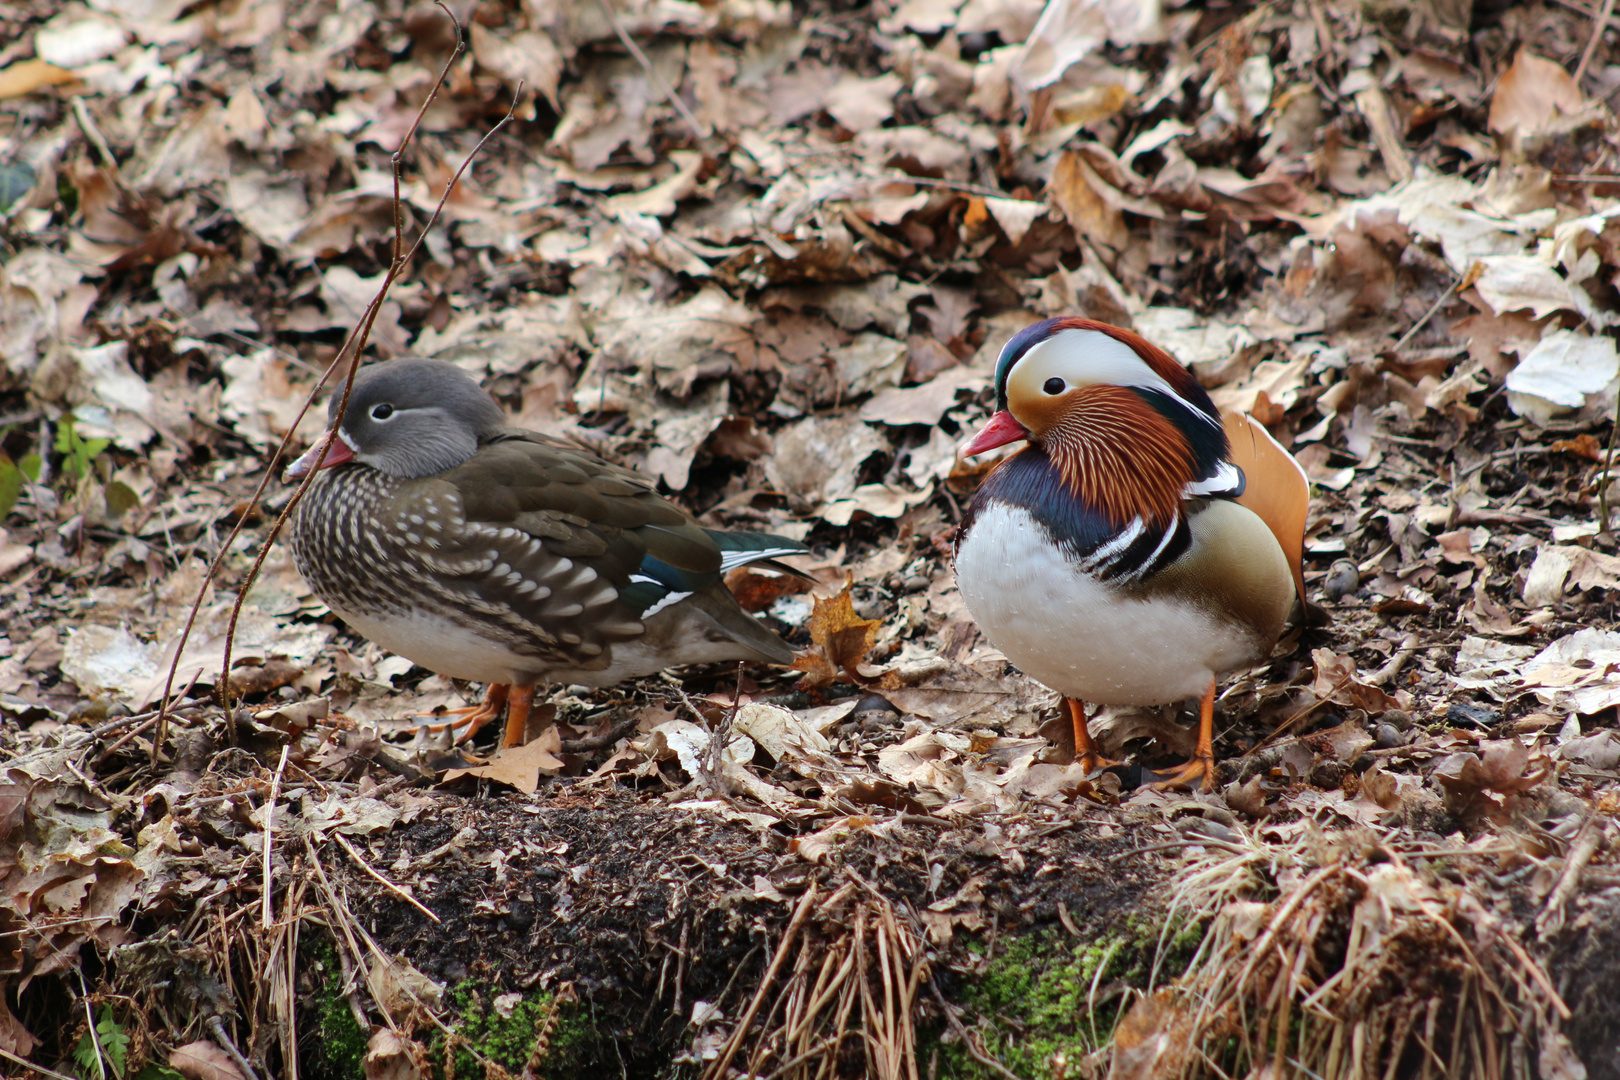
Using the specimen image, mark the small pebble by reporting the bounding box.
[1446,702,1498,729]
[1322,559,1360,601]
[1380,709,1415,731]
[959,31,997,58]
[503,901,534,930]
[851,694,900,734]
[854,694,898,715]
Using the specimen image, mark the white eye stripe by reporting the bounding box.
[1016,329,1180,398]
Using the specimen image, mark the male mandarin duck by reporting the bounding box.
[953,317,1309,790]
[285,359,806,749]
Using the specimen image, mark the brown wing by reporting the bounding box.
[1222,411,1308,605]
[387,432,725,671]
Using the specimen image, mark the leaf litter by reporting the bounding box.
[2,0,1620,1076]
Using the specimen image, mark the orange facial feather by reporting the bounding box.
[1040,384,1194,529]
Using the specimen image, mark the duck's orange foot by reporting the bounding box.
[416,685,510,743]
[1152,755,1217,792]
[1075,750,1122,775]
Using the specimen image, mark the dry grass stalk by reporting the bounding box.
[710,886,927,1080]
[1117,828,1574,1080]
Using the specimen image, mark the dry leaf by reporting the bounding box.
[1488,51,1582,138]
[792,583,883,688]
[440,726,565,794]
[1504,331,1619,426]
[1048,150,1130,250]
[0,59,78,99]
[169,1041,250,1080]
[364,1028,425,1080]
[1311,649,1402,713]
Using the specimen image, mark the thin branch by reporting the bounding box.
[262,744,289,929]
[70,98,116,168]
[1600,384,1620,534]
[205,1015,262,1080]
[1575,0,1617,85]
[596,0,709,143]
[1391,273,1462,355]
[703,884,818,1080]
[925,977,1022,1080]
[0,1046,76,1080]
[214,5,518,729]
[330,830,441,924]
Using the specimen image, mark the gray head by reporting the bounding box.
[330,359,506,478]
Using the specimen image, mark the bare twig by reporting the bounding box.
[925,978,1022,1080]
[0,1046,78,1080]
[1599,385,1620,534]
[703,884,818,1080]
[213,5,518,733]
[1365,633,1419,687]
[558,712,642,753]
[330,831,441,924]
[1391,273,1462,354]
[595,0,709,143]
[70,97,116,168]
[1575,0,1617,85]
[1354,85,1413,184]
[206,1014,261,1080]
[76,971,107,1080]
[1536,812,1605,937]
[262,743,289,929]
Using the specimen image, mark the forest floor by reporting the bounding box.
[3,0,1620,1077]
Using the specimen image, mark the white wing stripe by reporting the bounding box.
[1118,515,1182,584]
[1184,460,1243,498]
[1078,516,1144,571]
[718,547,803,570]
[640,590,693,618]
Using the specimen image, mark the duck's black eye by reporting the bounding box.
[370,404,395,421]
[1043,377,1065,395]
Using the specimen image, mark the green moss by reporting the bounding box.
[431,983,593,1079]
[305,944,368,1079]
[927,914,1205,1079]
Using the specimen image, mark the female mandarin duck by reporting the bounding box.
[285,359,805,750]
[953,318,1309,790]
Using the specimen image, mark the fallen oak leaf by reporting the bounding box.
[791,581,883,689]
[1477,738,1552,794]
[439,724,565,795]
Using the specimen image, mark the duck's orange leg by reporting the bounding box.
[1068,698,1120,774]
[1154,681,1217,792]
[501,684,537,749]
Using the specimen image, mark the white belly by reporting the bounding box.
[332,604,544,685]
[955,503,1256,705]
[328,600,741,689]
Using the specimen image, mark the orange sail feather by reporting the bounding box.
[1222,411,1309,605]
